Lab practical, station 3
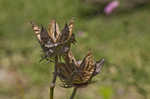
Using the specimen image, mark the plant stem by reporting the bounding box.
[50,56,58,99]
[70,87,78,99]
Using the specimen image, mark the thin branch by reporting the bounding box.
[50,56,58,99]
[70,87,78,99]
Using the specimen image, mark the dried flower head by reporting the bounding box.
[57,51,104,88]
[30,19,76,61]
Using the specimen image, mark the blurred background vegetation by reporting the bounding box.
[0,0,150,99]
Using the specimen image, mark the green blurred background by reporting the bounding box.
[0,0,150,99]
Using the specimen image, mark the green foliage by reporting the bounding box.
[0,0,150,99]
[99,86,113,99]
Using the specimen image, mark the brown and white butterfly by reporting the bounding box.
[57,51,104,88]
[30,19,76,60]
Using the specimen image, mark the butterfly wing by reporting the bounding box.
[48,20,61,43]
[93,58,104,76]
[30,21,42,42]
[40,25,51,44]
[68,19,74,40]
[78,51,95,83]
[59,24,70,42]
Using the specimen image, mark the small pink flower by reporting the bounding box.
[104,1,119,15]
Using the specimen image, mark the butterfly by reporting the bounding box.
[57,51,104,88]
[30,19,76,61]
